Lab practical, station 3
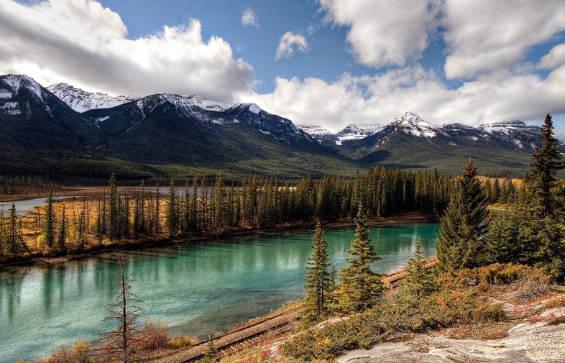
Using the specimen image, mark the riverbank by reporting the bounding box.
[0,213,434,269]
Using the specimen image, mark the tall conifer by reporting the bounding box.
[302,223,333,322]
[436,161,488,273]
[335,204,384,313]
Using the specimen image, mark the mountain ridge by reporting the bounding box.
[0,74,552,178]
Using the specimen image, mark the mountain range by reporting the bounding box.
[0,74,552,179]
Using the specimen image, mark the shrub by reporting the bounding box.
[168,335,199,349]
[34,340,92,363]
[133,320,169,352]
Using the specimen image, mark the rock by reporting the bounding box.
[338,308,565,363]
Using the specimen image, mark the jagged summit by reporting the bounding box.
[47,82,135,113]
[390,112,441,138]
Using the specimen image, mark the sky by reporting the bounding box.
[1,0,565,138]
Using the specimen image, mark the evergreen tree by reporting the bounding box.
[44,191,56,248]
[57,205,66,252]
[528,114,563,217]
[436,161,488,273]
[154,181,160,236]
[485,211,522,264]
[398,239,436,300]
[335,204,384,313]
[302,223,333,323]
[108,174,119,240]
[8,204,18,253]
[166,179,177,238]
[77,205,87,251]
[203,336,218,363]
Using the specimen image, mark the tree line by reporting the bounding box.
[0,167,453,256]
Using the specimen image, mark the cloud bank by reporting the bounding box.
[0,0,254,101]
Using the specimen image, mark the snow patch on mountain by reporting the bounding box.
[2,74,45,101]
[392,112,439,138]
[297,124,333,136]
[336,123,382,144]
[0,102,21,115]
[48,83,134,113]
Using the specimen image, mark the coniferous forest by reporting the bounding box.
[0,166,454,260]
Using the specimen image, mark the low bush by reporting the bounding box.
[133,320,169,352]
[168,335,199,349]
[34,341,91,363]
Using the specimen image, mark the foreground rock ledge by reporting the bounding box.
[338,307,565,363]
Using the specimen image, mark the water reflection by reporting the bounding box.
[0,223,437,362]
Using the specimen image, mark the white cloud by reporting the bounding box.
[241,7,258,28]
[0,0,254,101]
[319,0,440,68]
[539,44,565,69]
[443,0,565,79]
[245,65,565,134]
[276,32,308,59]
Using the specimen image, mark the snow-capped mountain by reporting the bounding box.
[298,123,382,146]
[335,123,383,145]
[1,74,553,176]
[298,112,544,152]
[47,83,135,113]
[0,74,97,152]
[479,121,541,150]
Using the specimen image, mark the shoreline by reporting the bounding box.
[0,213,435,270]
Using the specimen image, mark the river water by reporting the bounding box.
[0,223,438,361]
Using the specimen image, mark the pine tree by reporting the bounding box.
[77,204,87,251]
[154,181,160,236]
[8,204,18,254]
[302,223,333,323]
[44,191,56,248]
[398,238,436,300]
[166,179,177,238]
[108,174,119,240]
[485,211,522,264]
[335,204,384,313]
[203,336,218,363]
[529,114,563,217]
[57,205,66,252]
[436,161,488,273]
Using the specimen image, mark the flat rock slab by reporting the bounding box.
[339,308,565,363]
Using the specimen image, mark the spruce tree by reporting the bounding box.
[166,179,177,238]
[302,223,333,323]
[108,174,119,240]
[57,205,66,252]
[485,211,522,264]
[529,114,563,217]
[8,203,18,254]
[335,204,384,313]
[398,238,436,300]
[44,191,56,248]
[436,161,488,273]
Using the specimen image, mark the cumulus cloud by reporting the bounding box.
[443,0,565,79]
[0,0,254,101]
[319,0,440,68]
[244,65,565,134]
[539,44,565,69]
[276,32,308,59]
[241,7,258,27]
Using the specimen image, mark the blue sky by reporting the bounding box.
[97,0,371,93]
[2,0,565,137]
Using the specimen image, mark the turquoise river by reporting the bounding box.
[0,223,438,362]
